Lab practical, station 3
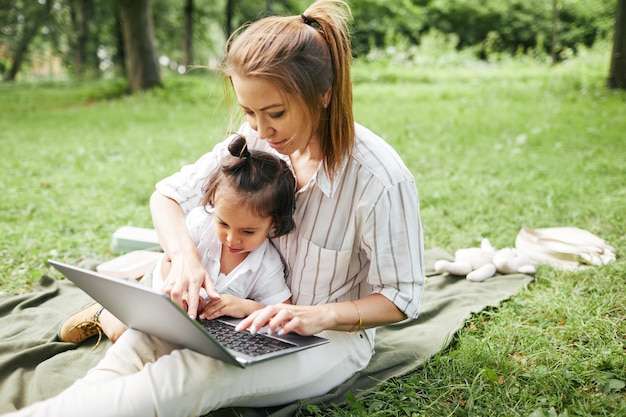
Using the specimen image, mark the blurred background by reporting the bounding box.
[0,0,622,91]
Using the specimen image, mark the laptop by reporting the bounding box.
[48,259,328,368]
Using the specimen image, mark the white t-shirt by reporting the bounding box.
[156,122,424,325]
[152,206,291,306]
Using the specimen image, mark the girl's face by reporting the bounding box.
[231,75,316,156]
[212,190,273,256]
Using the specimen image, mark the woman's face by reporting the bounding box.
[231,75,314,156]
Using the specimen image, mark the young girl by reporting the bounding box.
[58,135,295,344]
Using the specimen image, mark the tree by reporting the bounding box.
[551,0,561,65]
[182,0,193,67]
[608,0,626,89]
[117,0,161,92]
[225,0,235,38]
[3,0,52,82]
[69,0,90,76]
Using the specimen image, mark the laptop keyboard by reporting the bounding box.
[198,319,295,357]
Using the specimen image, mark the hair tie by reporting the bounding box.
[301,14,312,26]
[227,135,251,159]
[238,143,250,159]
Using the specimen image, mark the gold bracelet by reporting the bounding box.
[347,300,362,334]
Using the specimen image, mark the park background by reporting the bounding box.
[1,1,625,416]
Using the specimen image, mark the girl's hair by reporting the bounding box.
[220,0,354,179]
[202,135,296,238]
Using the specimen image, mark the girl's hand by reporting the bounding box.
[198,294,262,320]
[162,252,220,319]
[235,303,332,336]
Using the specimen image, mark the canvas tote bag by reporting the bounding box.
[515,227,617,271]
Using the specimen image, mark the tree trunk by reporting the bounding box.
[550,0,560,65]
[225,0,235,38]
[4,0,52,82]
[70,0,89,76]
[182,0,194,68]
[117,0,161,93]
[113,14,126,76]
[608,0,626,89]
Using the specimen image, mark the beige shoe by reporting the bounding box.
[58,303,105,346]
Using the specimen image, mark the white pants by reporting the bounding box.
[5,328,373,417]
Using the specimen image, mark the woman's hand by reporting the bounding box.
[150,192,220,319]
[235,303,332,336]
[234,294,406,336]
[198,294,263,320]
[162,251,220,319]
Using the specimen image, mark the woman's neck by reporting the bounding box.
[289,139,324,190]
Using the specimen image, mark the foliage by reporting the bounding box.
[349,0,617,60]
[0,0,619,81]
[350,0,425,56]
[151,0,224,69]
[419,0,616,59]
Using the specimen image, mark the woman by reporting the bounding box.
[5,1,424,416]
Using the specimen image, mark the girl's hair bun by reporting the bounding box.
[228,134,251,158]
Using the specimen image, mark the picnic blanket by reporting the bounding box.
[0,248,533,416]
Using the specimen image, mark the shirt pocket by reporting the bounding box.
[290,238,353,305]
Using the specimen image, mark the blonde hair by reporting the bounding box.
[220,0,354,178]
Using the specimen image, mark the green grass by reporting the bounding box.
[1,45,625,416]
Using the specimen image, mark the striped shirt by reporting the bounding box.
[156,122,424,319]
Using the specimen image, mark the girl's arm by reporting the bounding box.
[199,295,264,320]
[199,296,292,321]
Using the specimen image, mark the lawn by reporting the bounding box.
[1,44,624,416]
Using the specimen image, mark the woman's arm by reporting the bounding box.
[236,293,405,336]
[150,191,220,318]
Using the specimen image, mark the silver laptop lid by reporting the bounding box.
[49,259,244,367]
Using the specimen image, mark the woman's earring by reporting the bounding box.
[323,103,328,109]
